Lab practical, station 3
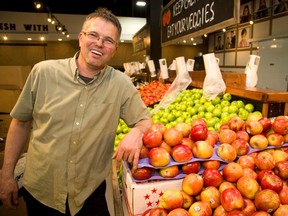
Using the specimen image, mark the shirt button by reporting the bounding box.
[73,141,77,144]
[70,160,73,163]
[76,122,80,126]
[80,104,83,107]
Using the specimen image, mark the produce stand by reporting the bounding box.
[111,159,124,216]
[167,70,288,118]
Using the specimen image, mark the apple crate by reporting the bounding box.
[121,161,183,216]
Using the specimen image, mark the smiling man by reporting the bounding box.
[0,8,152,216]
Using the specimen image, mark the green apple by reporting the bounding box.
[236,100,245,109]
[198,105,206,112]
[200,97,207,104]
[198,111,205,118]
[212,96,221,105]
[167,113,176,122]
[212,108,222,117]
[228,105,239,114]
[205,112,213,119]
[245,103,254,113]
[253,111,263,117]
[223,93,232,101]
[238,109,250,120]
[221,100,230,108]
[206,104,215,113]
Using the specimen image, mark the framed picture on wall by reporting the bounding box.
[254,0,270,19]
[215,33,224,51]
[240,1,253,23]
[225,29,237,49]
[273,0,288,15]
[238,27,251,48]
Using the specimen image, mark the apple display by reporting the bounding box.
[181,161,201,175]
[200,186,221,209]
[236,176,260,200]
[190,124,208,141]
[192,140,214,159]
[164,128,183,147]
[202,168,223,188]
[267,132,284,146]
[182,173,204,196]
[254,151,276,170]
[254,189,280,213]
[143,128,163,148]
[220,188,244,212]
[249,134,269,149]
[218,128,237,144]
[148,147,171,167]
[231,139,250,156]
[216,143,237,162]
[222,162,243,182]
[171,144,193,162]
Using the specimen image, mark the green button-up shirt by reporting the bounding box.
[10,52,150,215]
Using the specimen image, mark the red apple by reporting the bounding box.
[260,173,283,193]
[255,151,276,170]
[272,116,288,135]
[222,162,243,183]
[181,161,201,175]
[174,122,192,137]
[219,123,229,131]
[242,198,256,216]
[167,208,189,216]
[237,155,255,169]
[258,117,272,133]
[139,145,149,159]
[181,137,194,150]
[218,129,237,144]
[249,134,269,149]
[279,187,288,204]
[182,173,204,196]
[180,190,194,209]
[204,132,218,147]
[257,169,276,184]
[192,140,214,159]
[202,168,223,188]
[274,160,288,179]
[200,186,221,209]
[207,130,219,142]
[242,167,258,180]
[159,165,179,178]
[231,139,250,156]
[236,130,250,142]
[159,189,184,211]
[216,143,237,162]
[164,128,183,147]
[213,205,228,216]
[151,122,167,135]
[146,207,168,216]
[236,176,260,200]
[159,141,172,154]
[246,121,263,135]
[220,188,244,212]
[251,211,271,216]
[273,204,288,216]
[131,167,154,180]
[190,124,208,141]
[228,116,245,132]
[191,117,207,127]
[246,113,262,123]
[143,129,163,148]
[148,147,170,167]
[171,144,193,163]
[219,181,236,194]
[272,149,288,163]
[267,132,284,146]
[254,189,280,213]
[201,160,221,170]
[227,210,246,216]
[188,201,212,216]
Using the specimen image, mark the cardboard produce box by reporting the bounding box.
[0,66,31,89]
[121,161,183,216]
[0,89,21,113]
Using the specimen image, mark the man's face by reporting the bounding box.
[78,17,119,71]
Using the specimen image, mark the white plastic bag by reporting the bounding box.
[245,55,261,87]
[203,53,226,100]
[151,57,192,114]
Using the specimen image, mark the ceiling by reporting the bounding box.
[0,0,171,18]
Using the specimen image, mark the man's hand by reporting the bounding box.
[0,176,19,209]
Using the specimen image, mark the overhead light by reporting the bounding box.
[3,35,8,40]
[136,0,146,6]
[34,1,42,9]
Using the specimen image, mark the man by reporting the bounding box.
[0,8,152,216]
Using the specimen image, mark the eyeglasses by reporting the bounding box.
[82,31,117,48]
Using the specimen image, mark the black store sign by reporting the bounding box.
[162,0,237,45]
